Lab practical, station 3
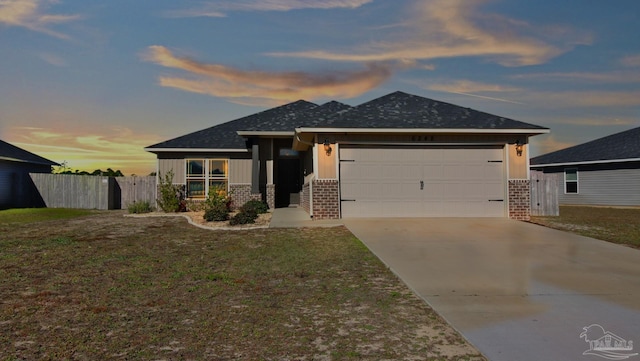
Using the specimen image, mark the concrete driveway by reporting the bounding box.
[344,218,640,361]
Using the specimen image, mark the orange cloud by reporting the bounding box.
[529,134,576,156]
[268,0,589,66]
[0,0,81,39]
[142,45,393,105]
[7,126,160,176]
[165,0,372,18]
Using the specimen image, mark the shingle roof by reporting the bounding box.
[531,126,640,165]
[327,91,547,130]
[147,91,546,151]
[0,139,59,166]
[146,100,319,150]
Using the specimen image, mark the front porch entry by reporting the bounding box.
[274,140,303,208]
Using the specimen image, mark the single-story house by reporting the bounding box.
[530,126,640,207]
[146,91,549,220]
[0,139,59,209]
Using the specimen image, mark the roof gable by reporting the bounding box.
[531,126,640,165]
[0,139,59,166]
[328,91,547,130]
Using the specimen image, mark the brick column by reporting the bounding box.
[266,184,275,211]
[301,182,311,214]
[311,179,340,220]
[508,180,531,221]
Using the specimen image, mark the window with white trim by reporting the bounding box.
[564,168,578,194]
[186,159,228,198]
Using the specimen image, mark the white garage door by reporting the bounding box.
[339,146,505,218]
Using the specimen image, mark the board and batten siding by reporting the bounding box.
[554,167,640,206]
[229,159,251,184]
[157,159,186,184]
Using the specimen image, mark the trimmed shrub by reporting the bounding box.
[127,201,153,214]
[240,199,269,214]
[229,209,258,226]
[204,203,230,222]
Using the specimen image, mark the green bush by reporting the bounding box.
[157,170,182,212]
[240,199,269,214]
[127,201,153,214]
[229,209,258,225]
[204,203,230,222]
[203,184,230,222]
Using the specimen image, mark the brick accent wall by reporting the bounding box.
[301,182,310,214]
[312,179,340,220]
[508,180,531,221]
[266,184,275,211]
[229,184,261,211]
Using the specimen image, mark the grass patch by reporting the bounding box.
[0,208,94,224]
[530,206,640,247]
[0,212,484,361]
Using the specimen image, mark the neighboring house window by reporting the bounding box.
[186,159,228,198]
[564,168,578,194]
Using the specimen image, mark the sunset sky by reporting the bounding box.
[1,0,639,175]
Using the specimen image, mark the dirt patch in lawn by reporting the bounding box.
[0,211,485,360]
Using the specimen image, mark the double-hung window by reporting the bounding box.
[564,168,578,194]
[186,159,228,199]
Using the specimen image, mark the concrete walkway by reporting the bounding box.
[344,218,640,361]
[269,206,343,228]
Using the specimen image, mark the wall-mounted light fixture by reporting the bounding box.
[514,140,524,157]
[323,139,332,156]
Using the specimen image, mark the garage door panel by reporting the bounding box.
[340,146,505,218]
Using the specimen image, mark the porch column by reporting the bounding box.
[251,142,259,194]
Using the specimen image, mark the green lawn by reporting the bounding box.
[0,208,95,224]
[530,206,640,247]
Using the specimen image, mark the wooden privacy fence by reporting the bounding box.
[530,170,559,216]
[29,173,156,210]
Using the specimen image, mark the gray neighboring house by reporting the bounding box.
[146,91,549,220]
[530,126,640,207]
[0,139,59,209]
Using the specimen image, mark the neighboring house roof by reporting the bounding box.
[0,139,59,166]
[531,126,640,166]
[146,91,547,152]
[323,91,548,130]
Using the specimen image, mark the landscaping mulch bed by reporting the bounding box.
[0,210,485,360]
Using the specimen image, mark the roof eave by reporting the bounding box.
[236,131,295,137]
[531,157,640,168]
[144,147,248,153]
[0,156,59,166]
[295,127,550,135]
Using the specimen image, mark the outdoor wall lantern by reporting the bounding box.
[323,139,332,156]
[514,140,524,157]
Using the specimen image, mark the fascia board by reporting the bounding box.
[236,131,294,137]
[295,127,550,135]
[531,158,640,167]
